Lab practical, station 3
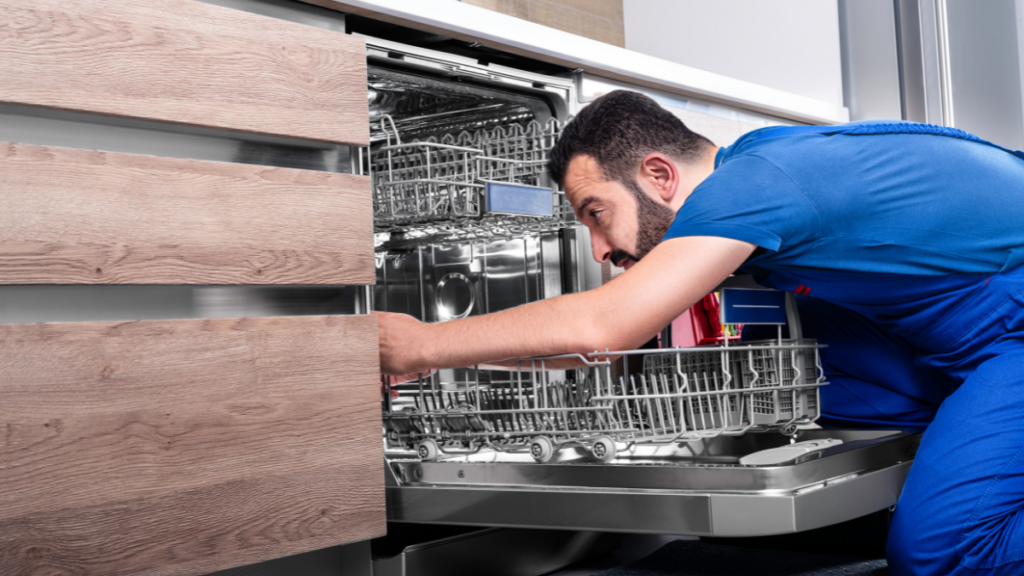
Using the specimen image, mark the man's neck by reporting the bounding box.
[670,145,720,212]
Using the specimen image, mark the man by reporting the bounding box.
[377,90,1024,576]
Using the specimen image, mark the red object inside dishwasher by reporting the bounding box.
[671,292,742,347]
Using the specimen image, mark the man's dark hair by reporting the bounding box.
[547,90,714,189]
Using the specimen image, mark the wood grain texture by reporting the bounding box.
[0,142,374,284]
[460,0,530,20]
[526,0,624,47]
[0,0,369,145]
[0,315,384,576]
[395,0,624,47]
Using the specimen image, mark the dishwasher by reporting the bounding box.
[361,34,919,568]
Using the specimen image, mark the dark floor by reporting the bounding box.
[548,534,699,576]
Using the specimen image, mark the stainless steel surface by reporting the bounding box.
[0,286,198,324]
[367,67,556,143]
[895,0,928,123]
[738,438,844,466]
[193,287,363,317]
[0,105,353,173]
[916,0,947,126]
[709,462,910,536]
[362,36,577,122]
[934,0,955,127]
[373,528,614,576]
[341,541,375,576]
[560,226,604,294]
[374,235,563,322]
[387,462,911,537]
[388,483,715,536]
[435,272,476,320]
[385,430,919,536]
[784,293,804,341]
[0,285,362,324]
[390,429,914,490]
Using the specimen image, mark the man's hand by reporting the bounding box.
[373,311,433,375]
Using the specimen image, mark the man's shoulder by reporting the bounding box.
[703,152,801,192]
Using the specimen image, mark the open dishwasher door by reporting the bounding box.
[381,341,919,538]
[384,428,918,537]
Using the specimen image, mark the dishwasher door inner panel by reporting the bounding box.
[385,429,919,537]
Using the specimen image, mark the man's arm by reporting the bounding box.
[376,235,756,374]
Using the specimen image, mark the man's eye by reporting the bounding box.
[589,210,603,221]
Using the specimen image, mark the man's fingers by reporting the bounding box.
[389,369,436,385]
[376,310,433,375]
[381,370,437,401]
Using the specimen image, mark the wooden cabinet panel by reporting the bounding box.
[0,315,384,576]
[0,142,374,285]
[0,0,369,145]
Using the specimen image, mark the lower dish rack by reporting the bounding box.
[383,339,827,463]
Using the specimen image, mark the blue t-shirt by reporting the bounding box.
[662,121,1024,358]
[664,122,1024,277]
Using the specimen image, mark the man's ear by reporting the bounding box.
[637,152,679,203]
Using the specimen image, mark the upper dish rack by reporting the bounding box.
[370,116,574,250]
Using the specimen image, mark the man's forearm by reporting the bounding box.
[378,236,756,374]
[420,289,604,369]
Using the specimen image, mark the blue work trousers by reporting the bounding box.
[795,270,1024,575]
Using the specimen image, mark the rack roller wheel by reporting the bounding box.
[529,436,555,463]
[416,439,439,461]
[591,436,616,462]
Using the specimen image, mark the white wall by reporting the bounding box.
[623,0,843,107]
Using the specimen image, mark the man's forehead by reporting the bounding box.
[565,154,603,183]
[564,155,609,205]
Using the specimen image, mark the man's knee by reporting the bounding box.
[888,476,1024,576]
[887,506,926,575]
[887,499,963,576]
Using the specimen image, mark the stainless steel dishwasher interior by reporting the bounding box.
[365,41,585,391]
[364,38,919,539]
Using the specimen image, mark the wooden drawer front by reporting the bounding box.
[0,315,383,576]
[0,142,373,285]
[0,0,368,145]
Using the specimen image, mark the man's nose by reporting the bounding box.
[591,231,612,263]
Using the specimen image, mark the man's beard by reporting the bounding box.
[610,179,677,268]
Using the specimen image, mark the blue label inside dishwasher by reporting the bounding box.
[485,182,554,217]
[720,288,787,325]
